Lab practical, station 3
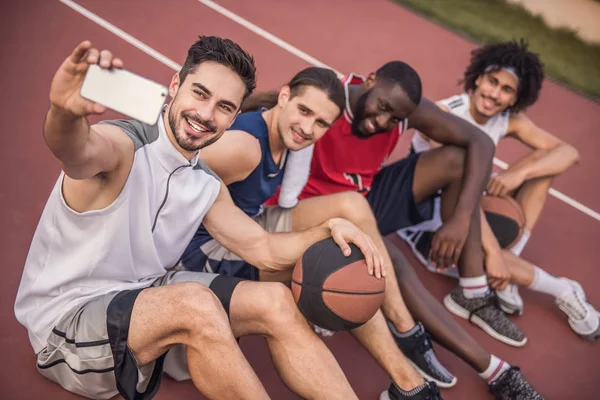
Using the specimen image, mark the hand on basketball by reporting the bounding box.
[327,218,386,279]
[485,250,511,290]
[487,170,525,197]
[49,40,123,117]
[430,215,469,270]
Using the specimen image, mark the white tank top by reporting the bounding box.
[14,116,221,353]
[412,92,510,153]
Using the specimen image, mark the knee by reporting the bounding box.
[440,146,466,181]
[254,282,303,331]
[174,282,230,338]
[336,191,374,223]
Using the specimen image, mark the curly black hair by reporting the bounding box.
[462,39,544,113]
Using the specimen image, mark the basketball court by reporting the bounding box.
[1,0,599,398]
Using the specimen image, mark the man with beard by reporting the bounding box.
[14,37,379,400]
[267,61,543,399]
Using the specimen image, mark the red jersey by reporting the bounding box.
[300,73,407,198]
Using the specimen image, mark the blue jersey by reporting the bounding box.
[181,110,287,276]
[227,110,288,217]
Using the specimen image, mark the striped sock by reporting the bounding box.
[479,355,510,384]
[460,275,490,298]
[388,321,421,338]
[392,381,428,397]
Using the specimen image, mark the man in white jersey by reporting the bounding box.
[401,40,598,340]
[14,37,385,400]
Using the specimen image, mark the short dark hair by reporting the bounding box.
[241,67,345,116]
[375,61,422,105]
[179,36,257,102]
[462,39,544,113]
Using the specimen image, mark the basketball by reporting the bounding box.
[291,237,385,332]
[481,195,526,248]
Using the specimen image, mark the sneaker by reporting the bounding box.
[496,283,524,316]
[387,321,457,388]
[555,278,600,341]
[489,366,544,400]
[380,381,442,400]
[444,286,527,347]
[313,324,335,337]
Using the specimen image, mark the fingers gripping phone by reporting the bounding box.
[80,64,169,125]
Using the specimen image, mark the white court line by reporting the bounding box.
[199,0,600,223]
[60,0,600,223]
[59,0,182,71]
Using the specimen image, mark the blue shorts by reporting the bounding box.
[367,153,435,236]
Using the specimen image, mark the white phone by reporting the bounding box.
[80,64,169,125]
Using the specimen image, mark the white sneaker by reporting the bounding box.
[496,283,524,316]
[313,325,335,337]
[555,278,600,341]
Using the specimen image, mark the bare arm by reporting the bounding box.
[507,114,580,179]
[199,129,261,185]
[45,41,129,180]
[203,182,382,274]
[479,208,510,290]
[408,98,495,217]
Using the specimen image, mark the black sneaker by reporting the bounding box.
[489,366,544,400]
[443,286,527,347]
[380,381,442,400]
[387,320,457,388]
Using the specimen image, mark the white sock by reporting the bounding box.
[510,229,531,256]
[479,355,510,384]
[460,275,490,298]
[528,266,572,298]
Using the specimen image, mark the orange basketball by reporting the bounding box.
[291,237,385,331]
[481,195,526,248]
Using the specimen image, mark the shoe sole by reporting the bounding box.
[498,300,524,316]
[443,294,527,347]
[379,391,392,400]
[408,360,457,388]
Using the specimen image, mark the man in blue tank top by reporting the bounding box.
[181,67,449,400]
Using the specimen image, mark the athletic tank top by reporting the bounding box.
[14,116,221,353]
[412,92,510,153]
[227,109,288,217]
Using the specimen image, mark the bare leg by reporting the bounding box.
[257,268,425,391]
[128,282,269,399]
[229,281,358,400]
[350,311,425,390]
[515,177,553,231]
[504,149,552,231]
[412,146,486,278]
[501,250,535,286]
[384,237,491,372]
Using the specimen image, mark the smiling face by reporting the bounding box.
[471,69,518,121]
[351,78,417,139]
[166,61,247,157]
[275,85,341,151]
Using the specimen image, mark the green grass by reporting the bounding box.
[392,0,600,100]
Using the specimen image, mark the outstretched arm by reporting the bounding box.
[202,182,384,276]
[45,40,130,180]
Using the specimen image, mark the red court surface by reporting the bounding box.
[2,0,599,398]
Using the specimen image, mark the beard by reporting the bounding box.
[168,99,218,152]
[350,90,373,139]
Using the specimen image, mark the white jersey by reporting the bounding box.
[14,116,221,353]
[412,92,510,153]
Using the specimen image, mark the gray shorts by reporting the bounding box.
[35,271,243,400]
